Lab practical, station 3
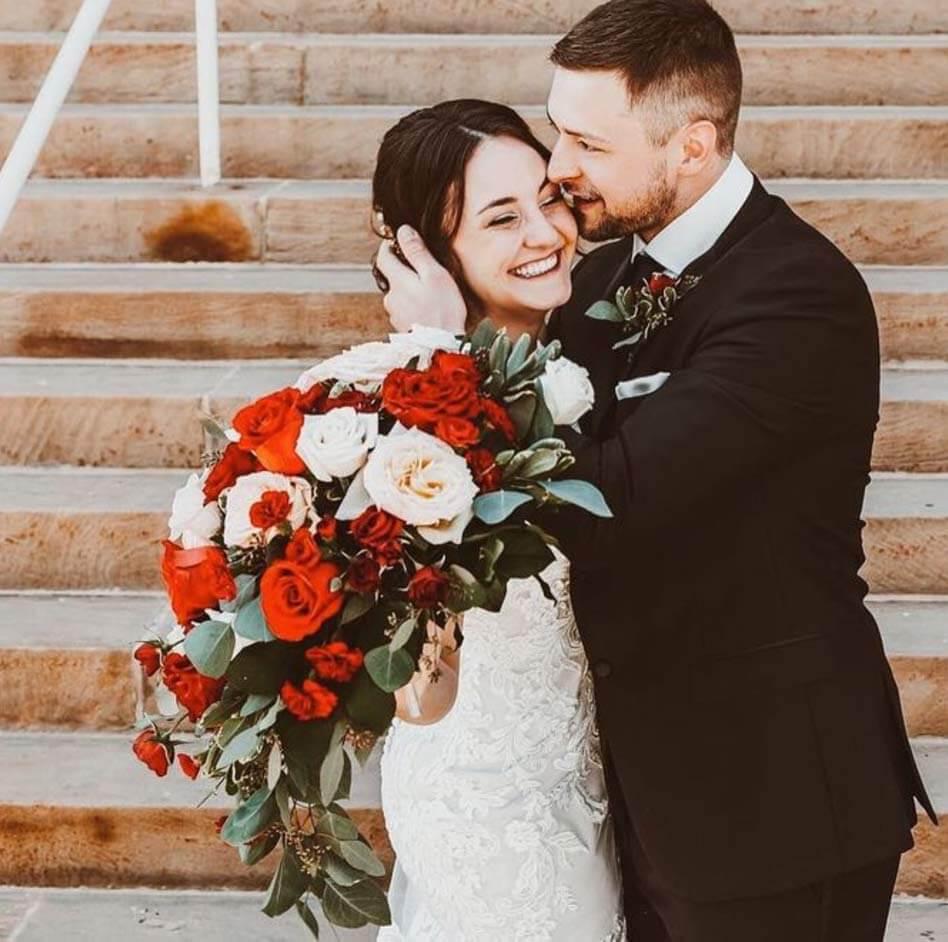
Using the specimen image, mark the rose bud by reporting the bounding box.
[408,565,451,609]
[133,642,161,677]
[347,554,381,595]
[132,728,171,777]
[648,272,676,295]
[177,753,201,780]
[316,516,339,543]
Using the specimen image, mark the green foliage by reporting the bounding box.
[183,620,234,679]
[364,645,415,693]
[262,848,310,917]
[226,640,293,694]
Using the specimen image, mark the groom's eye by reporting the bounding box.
[540,192,563,208]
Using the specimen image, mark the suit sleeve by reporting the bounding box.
[544,274,878,570]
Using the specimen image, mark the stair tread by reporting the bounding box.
[2,591,944,655]
[0,728,381,808]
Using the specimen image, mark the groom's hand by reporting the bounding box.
[375,225,467,333]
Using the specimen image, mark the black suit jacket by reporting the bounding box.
[545,178,934,901]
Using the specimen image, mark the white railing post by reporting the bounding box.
[0,0,113,235]
[195,0,222,187]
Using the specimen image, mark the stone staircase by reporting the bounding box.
[0,1,945,938]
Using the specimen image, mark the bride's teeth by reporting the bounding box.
[513,253,558,279]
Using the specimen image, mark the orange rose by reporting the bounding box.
[133,728,170,777]
[232,387,306,474]
[260,556,344,642]
[280,678,338,721]
[160,541,236,628]
[284,527,321,569]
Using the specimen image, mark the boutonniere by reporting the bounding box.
[585,271,701,350]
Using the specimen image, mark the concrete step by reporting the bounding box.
[2,359,945,470]
[0,358,309,467]
[2,0,942,35]
[1,179,945,267]
[0,468,944,592]
[2,33,946,107]
[0,104,944,180]
[876,367,948,473]
[0,729,386,890]
[2,591,944,735]
[0,889,940,942]
[0,264,944,362]
[0,728,940,897]
[0,886,377,941]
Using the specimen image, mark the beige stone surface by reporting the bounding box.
[875,292,948,362]
[863,519,948,594]
[875,401,948,472]
[0,106,944,181]
[2,0,942,33]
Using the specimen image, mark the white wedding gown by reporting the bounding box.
[377,552,627,941]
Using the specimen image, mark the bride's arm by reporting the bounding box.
[393,619,461,725]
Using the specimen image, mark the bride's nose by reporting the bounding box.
[521,209,562,250]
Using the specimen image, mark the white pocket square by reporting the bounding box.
[615,371,671,401]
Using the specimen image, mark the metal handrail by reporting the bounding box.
[0,0,221,236]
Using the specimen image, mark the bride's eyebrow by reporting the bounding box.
[478,180,553,216]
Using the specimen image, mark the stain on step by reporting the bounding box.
[145,202,254,263]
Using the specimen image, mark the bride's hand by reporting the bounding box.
[393,617,462,726]
[374,225,468,334]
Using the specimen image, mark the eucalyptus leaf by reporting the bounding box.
[506,391,537,440]
[388,617,416,652]
[256,697,284,732]
[262,849,310,917]
[469,317,497,349]
[472,490,532,525]
[221,573,257,614]
[238,829,280,866]
[322,878,391,929]
[320,742,345,806]
[344,668,395,734]
[479,537,505,583]
[495,528,555,580]
[339,840,387,878]
[340,592,375,626]
[323,850,364,887]
[267,740,283,791]
[240,693,274,717]
[585,300,623,322]
[505,331,532,378]
[226,641,290,694]
[218,726,262,767]
[275,778,292,830]
[519,449,561,479]
[540,479,613,518]
[233,596,275,642]
[529,388,555,440]
[220,786,277,847]
[316,811,360,842]
[295,900,321,939]
[364,645,415,693]
[183,620,234,679]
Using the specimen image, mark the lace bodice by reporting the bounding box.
[378,554,626,941]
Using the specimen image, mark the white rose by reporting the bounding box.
[296,408,378,482]
[362,427,478,545]
[294,340,422,394]
[223,471,312,548]
[168,470,221,548]
[539,355,595,426]
[389,324,461,367]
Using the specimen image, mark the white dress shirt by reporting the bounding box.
[632,153,755,277]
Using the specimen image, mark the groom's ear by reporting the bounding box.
[677,120,719,178]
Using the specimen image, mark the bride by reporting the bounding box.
[370,100,626,941]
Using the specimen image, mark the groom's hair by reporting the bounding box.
[550,0,742,156]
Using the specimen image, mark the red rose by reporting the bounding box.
[134,642,161,677]
[382,363,481,431]
[431,350,481,382]
[305,640,364,683]
[284,526,320,568]
[466,448,502,492]
[133,728,170,777]
[408,565,450,608]
[162,652,225,722]
[435,416,481,449]
[298,382,329,414]
[203,443,261,501]
[260,554,344,642]
[160,541,237,628]
[232,387,305,474]
[250,489,291,529]
[479,397,516,442]
[316,516,339,543]
[648,272,676,295]
[351,507,404,564]
[280,678,338,721]
[323,389,379,413]
[178,753,201,780]
[347,554,381,595]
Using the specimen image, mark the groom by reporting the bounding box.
[375,1,934,938]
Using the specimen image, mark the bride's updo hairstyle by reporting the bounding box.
[371,99,552,324]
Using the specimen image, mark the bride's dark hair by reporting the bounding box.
[371,99,552,324]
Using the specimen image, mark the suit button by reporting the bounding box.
[593,660,612,679]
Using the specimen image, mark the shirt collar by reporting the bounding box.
[632,153,754,276]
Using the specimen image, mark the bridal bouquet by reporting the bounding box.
[130,321,607,936]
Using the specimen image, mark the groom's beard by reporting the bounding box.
[572,164,676,242]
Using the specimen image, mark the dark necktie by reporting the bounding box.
[626,250,665,291]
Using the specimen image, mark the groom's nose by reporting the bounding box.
[547,137,578,185]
